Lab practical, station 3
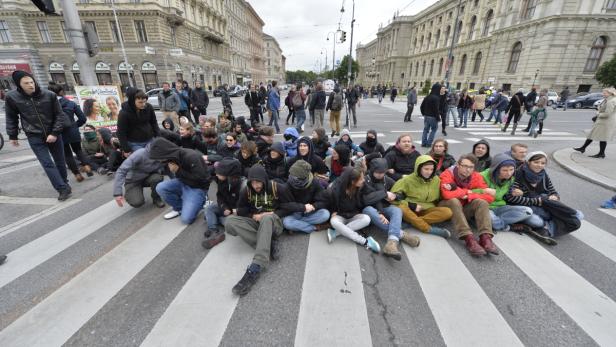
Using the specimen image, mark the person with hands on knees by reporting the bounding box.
[438,154,498,256]
[224,164,284,296]
[391,155,452,239]
[149,137,211,224]
[203,158,243,249]
[279,160,331,233]
[385,134,421,181]
[362,158,420,260]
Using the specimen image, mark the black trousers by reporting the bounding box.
[64,142,90,174]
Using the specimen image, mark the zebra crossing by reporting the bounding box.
[451,121,587,142]
[2,197,616,346]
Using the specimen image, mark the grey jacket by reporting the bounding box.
[113,144,165,196]
[158,90,181,112]
[407,89,417,105]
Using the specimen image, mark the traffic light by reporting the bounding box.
[341,31,347,43]
[30,0,56,14]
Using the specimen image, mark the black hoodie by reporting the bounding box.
[359,130,385,156]
[214,158,243,212]
[362,158,396,213]
[472,139,492,172]
[506,91,525,114]
[287,137,329,175]
[149,137,211,189]
[420,83,442,120]
[384,145,421,181]
[327,167,366,218]
[311,128,331,159]
[235,151,261,177]
[277,178,328,217]
[117,88,160,152]
[236,165,282,218]
[263,142,288,182]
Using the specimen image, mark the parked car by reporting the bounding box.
[566,92,604,109]
[593,98,604,109]
[212,86,224,97]
[146,88,163,109]
[228,85,244,97]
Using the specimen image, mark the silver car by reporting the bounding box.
[146,88,163,109]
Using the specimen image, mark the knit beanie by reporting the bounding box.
[11,70,31,86]
[289,160,312,180]
[525,151,548,163]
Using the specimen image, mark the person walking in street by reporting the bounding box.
[420,83,442,147]
[190,81,209,124]
[522,88,538,132]
[285,85,296,125]
[529,93,548,138]
[225,164,284,296]
[457,89,473,129]
[346,84,361,128]
[326,86,343,137]
[573,87,616,158]
[376,84,384,103]
[310,82,326,128]
[559,86,570,111]
[390,85,398,103]
[491,90,509,124]
[5,70,72,200]
[267,81,281,133]
[258,84,267,124]
[304,88,314,127]
[471,88,486,122]
[292,83,307,133]
[244,83,261,125]
[117,88,160,154]
[220,84,233,116]
[159,82,181,127]
[502,89,525,135]
[405,86,417,122]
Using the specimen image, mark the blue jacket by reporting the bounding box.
[283,127,300,158]
[267,87,280,110]
[59,97,86,144]
[178,89,189,111]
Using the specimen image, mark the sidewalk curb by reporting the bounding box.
[552,148,616,192]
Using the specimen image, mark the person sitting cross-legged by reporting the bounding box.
[438,154,498,256]
[278,160,331,233]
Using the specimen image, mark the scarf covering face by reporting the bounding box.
[522,163,545,185]
[451,166,472,189]
[287,173,313,189]
[332,159,344,177]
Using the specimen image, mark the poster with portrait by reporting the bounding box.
[74,85,123,133]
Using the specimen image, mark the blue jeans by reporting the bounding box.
[363,206,403,241]
[128,140,152,152]
[458,108,469,127]
[268,109,280,133]
[28,135,69,192]
[295,108,306,132]
[282,209,330,233]
[422,116,438,146]
[489,205,533,231]
[205,204,228,232]
[155,178,206,224]
[493,110,504,123]
[447,106,459,127]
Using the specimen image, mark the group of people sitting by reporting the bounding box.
[111,88,585,295]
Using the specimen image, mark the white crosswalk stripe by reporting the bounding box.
[2,199,616,345]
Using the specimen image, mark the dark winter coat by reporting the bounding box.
[244,90,261,110]
[327,167,366,218]
[420,83,442,120]
[384,145,421,181]
[277,179,328,217]
[263,142,288,182]
[59,96,86,144]
[309,90,327,111]
[255,137,271,159]
[430,152,457,176]
[287,137,329,175]
[458,95,473,109]
[312,133,331,160]
[190,87,209,108]
[236,151,261,177]
[359,130,385,156]
[506,92,525,114]
[236,165,282,218]
[362,158,397,213]
[117,88,161,152]
[149,137,211,190]
[214,158,243,212]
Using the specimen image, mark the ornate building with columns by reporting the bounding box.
[357,0,616,93]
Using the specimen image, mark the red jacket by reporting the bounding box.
[439,168,494,206]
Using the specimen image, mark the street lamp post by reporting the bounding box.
[341,0,355,87]
[111,0,133,88]
[532,69,540,88]
[321,47,328,74]
[444,0,463,89]
[327,30,339,73]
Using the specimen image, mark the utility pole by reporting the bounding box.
[111,0,133,87]
[443,0,463,89]
[59,0,97,85]
[347,1,355,87]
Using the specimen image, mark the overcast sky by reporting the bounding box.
[248,0,437,71]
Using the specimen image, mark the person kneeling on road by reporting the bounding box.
[225,164,284,296]
[202,158,243,249]
[438,154,498,257]
[149,137,211,224]
[278,160,331,233]
[113,142,166,208]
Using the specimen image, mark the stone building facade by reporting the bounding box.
[356,0,616,93]
[263,33,284,83]
[226,0,249,85]
[244,2,265,85]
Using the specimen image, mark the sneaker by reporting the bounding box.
[153,197,165,208]
[202,231,225,249]
[401,231,421,247]
[164,210,181,220]
[58,187,72,201]
[366,236,381,253]
[383,239,401,261]
[428,226,451,239]
[0,255,6,266]
[327,228,338,243]
[232,264,261,296]
[600,199,616,209]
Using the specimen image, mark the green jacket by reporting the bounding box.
[480,153,516,209]
[391,155,441,209]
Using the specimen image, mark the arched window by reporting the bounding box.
[438,57,444,76]
[456,20,463,43]
[444,25,451,46]
[422,61,426,76]
[482,10,493,37]
[420,35,424,52]
[585,36,607,72]
[429,59,435,76]
[413,38,417,53]
[415,62,419,76]
[427,33,432,51]
[459,54,467,74]
[521,0,538,20]
[435,29,441,49]
[507,42,522,73]
[468,16,477,40]
[473,51,482,74]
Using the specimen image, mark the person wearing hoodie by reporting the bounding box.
[161,118,177,132]
[190,81,209,124]
[256,126,275,159]
[428,139,456,176]
[117,88,160,153]
[5,70,72,200]
[438,154,498,257]
[384,134,421,181]
[288,137,329,177]
[480,153,534,232]
[326,166,381,253]
[472,139,492,172]
[391,155,452,239]
[149,137,211,224]
[158,82,181,126]
[359,130,385,156]
[309,82,327,128]
[112,142,166,209]
[279,160,331,233]
[325,144,352,183]
[224,164,284,296]
[203,158,243,249]
[420,83,443,147]
[236,140,261,177]
[282,127,300,158]
[335,129,363,156]
[362,158,421,260]
[326,86,344,137]
[502,89,525,135]
[405,86,417,122]
[311,127,331,159]
[263,142,288,183]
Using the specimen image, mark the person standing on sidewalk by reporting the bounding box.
[190,81,209,124]
[559,86,570,111]
[326,86,343,137]
[267,81,281,133]
[573,87,616,158]
[420,83,442,147]
[405,85,417,122]
[159,82,181,127]
[5,70,72,200]
[310,82,327,128]
[346,84,360,128]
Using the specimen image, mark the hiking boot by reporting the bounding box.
[365,236,381,253]
[528,227,557,246]
[510,123,518,135]
[232,264,261,296]
[74,173,84,182]
[479,234,499,255]
[164,210,181,220]
[383,239,401,261]
[464,235,486,256]
[270,237,280,261]
[428,226,451,239]
[204,229,215,238]
[202,231,225,249]
[58,187,72,201]
[314,222,331,231]
[0,255,6,266]
[401,231,420,247]
[327,228,338,243]
[152,197,165,208]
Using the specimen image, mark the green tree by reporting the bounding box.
[285,70,318,85]
[334,55,359,85]
[421,79,432,95]
[595,55,616,87]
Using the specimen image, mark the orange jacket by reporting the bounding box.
[439,168,495,206]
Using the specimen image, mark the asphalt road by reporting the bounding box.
[1,95,615,346]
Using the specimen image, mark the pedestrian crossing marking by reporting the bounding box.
[141,235,254,347]
[573,220,616,263]
[494,232,616,346]
[474,137,587,141]
[0,211,186,347]
[467,132,575,136]
[598,208,616,219]
[294,232,372,347]
[0,198,81,237]
[403,235,524,346]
